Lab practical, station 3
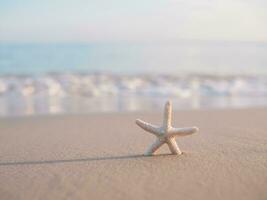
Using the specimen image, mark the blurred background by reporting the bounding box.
[0,0,267,116]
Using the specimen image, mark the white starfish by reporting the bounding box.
[136,100,199,156]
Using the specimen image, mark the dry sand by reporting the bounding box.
[0,108,267,200]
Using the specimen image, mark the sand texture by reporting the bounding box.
[0,108,267,200]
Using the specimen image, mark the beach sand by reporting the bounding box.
[0,108,267,200]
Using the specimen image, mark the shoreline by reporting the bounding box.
[0,105,267,119]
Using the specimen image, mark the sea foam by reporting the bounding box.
[0,73,266,116]
[0,73,266,97]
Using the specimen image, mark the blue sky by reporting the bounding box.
[0,0,266,42]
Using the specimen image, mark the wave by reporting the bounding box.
[0,73,267,98]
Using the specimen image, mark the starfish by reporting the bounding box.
[136,100,199,156]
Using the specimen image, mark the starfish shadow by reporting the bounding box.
[0,153,175,167]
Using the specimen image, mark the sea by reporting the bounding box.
[0,41,267,117]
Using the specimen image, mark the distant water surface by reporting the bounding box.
[0,41,267,75]
[0,41,267,116]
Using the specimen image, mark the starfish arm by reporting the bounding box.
[144,139,164,156]
[166,138,182,155]
[136,119,160,136]
[163,100,172,129]
[168,127,199,137]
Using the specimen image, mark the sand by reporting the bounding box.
[0,108,267,200]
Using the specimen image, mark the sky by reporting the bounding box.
[0,0,266,43]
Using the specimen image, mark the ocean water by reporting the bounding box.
[1,41,267,75]
[0,41,267,116]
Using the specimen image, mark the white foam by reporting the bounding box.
[0,73,267,116]
[0,74,267,98]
